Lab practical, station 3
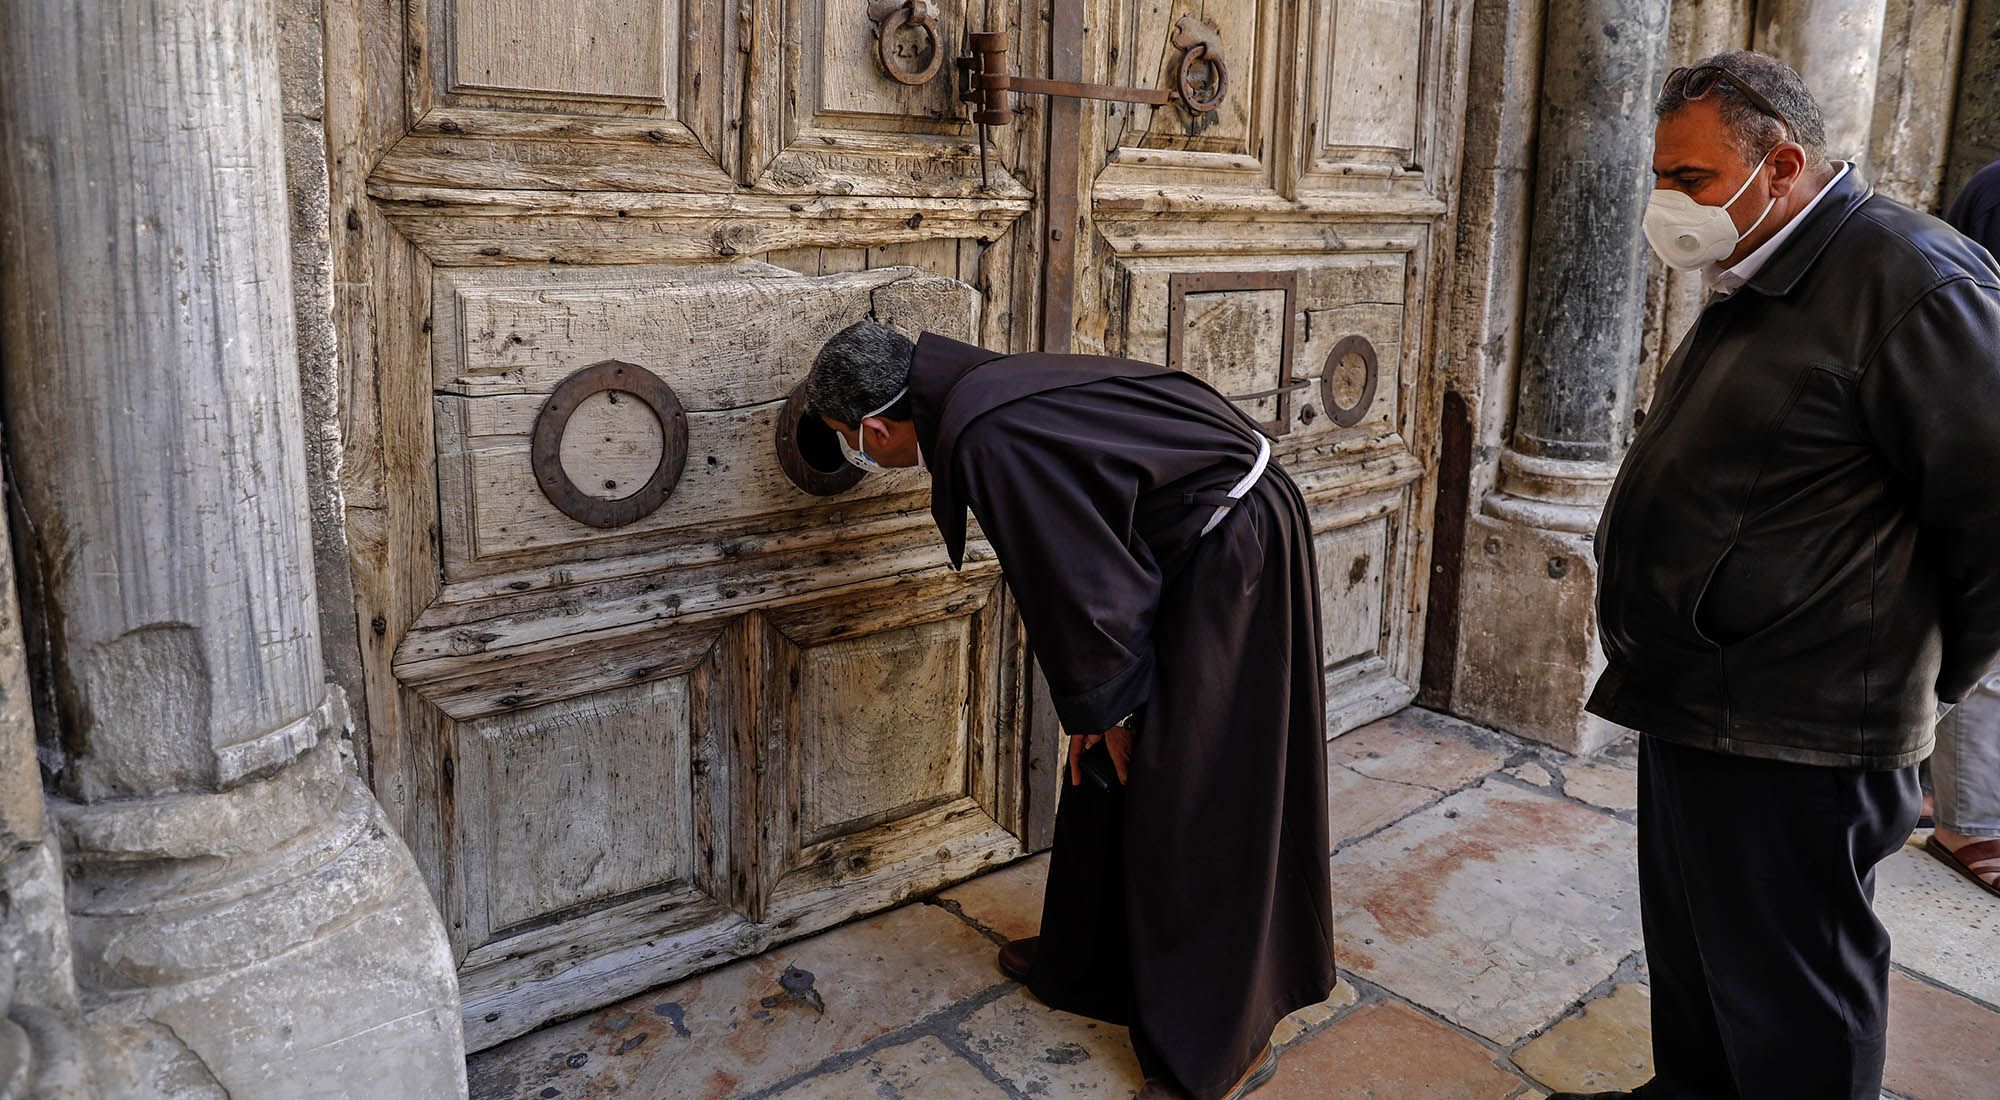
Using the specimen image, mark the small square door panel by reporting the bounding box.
[459,677,696,940]
[796,617,972,844]
[1316,515,1390,672]
[452,0,671,102]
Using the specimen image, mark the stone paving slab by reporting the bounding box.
[467,708,2000,1099]
[1270,979,1362,1046]
[466,902,1002,1100]
[956,987,1145,1098]
[1877,836,2000,1008]
[1883,970,2000,1100]
[1328,710,1512,848]
[769,1036,1001,1099]
[1556,746,1639,816]
[1331,780,1642,1044]
[934,852,1049,944]
[1257,1001,1525,1099]
[1511,982,1652,1094]
[951,979,1366,1099]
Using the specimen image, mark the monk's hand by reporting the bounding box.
[1068,733,1102,786]
[1104,725,1132,784]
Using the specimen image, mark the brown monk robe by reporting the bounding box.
[908,332,1336,1099]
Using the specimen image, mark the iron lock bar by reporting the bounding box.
[956,23,1225,185]
[958,32,1176,123]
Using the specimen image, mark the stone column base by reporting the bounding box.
[1450,453,1630,755]
[53,697,467,1099]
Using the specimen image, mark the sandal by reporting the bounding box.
[1924,835,2000,899]
[1137,1045,1278,1100]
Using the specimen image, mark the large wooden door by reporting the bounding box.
[1055,0,1469,731]
[328,0,1465,1053]
[335,0,1053,1050]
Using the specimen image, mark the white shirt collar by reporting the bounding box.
[1706,161,1853,293]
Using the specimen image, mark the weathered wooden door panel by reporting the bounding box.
[338,0,1051,1049]
[336,0,1464,1050]
[383,0,739,192]
[386,262,1033,1046]
[426,264,972,578]
[1088,239,1433,728]
[461,677,698,939]
[756,577,1024,923]
[1065,0,1470,733]
[1092,0,1281,183]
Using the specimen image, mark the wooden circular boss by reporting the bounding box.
[1318,335,1380,428]
[530,360,689,529]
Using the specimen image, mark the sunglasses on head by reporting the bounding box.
[1664,64,1791,137]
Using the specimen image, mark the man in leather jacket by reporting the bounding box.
[1548,52,2000,1100]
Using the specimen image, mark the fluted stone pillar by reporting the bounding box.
[1756,0,1890,166]
[0,3,466,1096]
[1452,0,1671,752]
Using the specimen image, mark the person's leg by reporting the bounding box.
[1635,735,1741,1100]
[1659,741,1919,1100]
[1932,668,2000,860]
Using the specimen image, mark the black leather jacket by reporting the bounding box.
[1587,171,2000,768]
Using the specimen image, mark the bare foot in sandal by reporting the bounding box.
[1926,826,2000,899]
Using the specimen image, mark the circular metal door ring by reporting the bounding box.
[1176,44,1227,114]
[775,382,867,497]
[530,360,689,529]
[1319,335,1380,429]
[876,2,944,86]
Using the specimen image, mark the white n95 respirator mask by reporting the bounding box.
[1642,149,1777,271]
[835,386,909,473]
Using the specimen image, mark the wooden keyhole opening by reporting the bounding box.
[776,382,868,496]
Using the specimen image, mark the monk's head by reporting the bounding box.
[805,319,923,470]
[1648,50,1832,271]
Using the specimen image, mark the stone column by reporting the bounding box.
[1755,0,1890,165]
[1867,0,1970,210]
[1450,0,1671,752]
[0,4,466,1096]
[1943,0,2000,204]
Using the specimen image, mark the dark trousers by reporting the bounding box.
[1636,735,1921,1100]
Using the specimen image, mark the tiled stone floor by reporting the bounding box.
[468,708,2000,1100]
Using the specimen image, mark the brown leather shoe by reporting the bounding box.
[996,936,1037,982]
[1136,1045,1278,1100]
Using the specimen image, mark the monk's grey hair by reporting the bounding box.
[806,320,915,424]
[1656,50,1829,171]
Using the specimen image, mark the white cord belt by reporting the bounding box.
[1200,434,1272,537]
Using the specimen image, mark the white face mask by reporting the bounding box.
[1642,149,1778,271]
[836,386,908,473]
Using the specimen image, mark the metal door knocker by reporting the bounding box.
[869,0,945,86]
[531,360,689,528]
[1172,15,1227,114]
[1319,335,1381,428]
